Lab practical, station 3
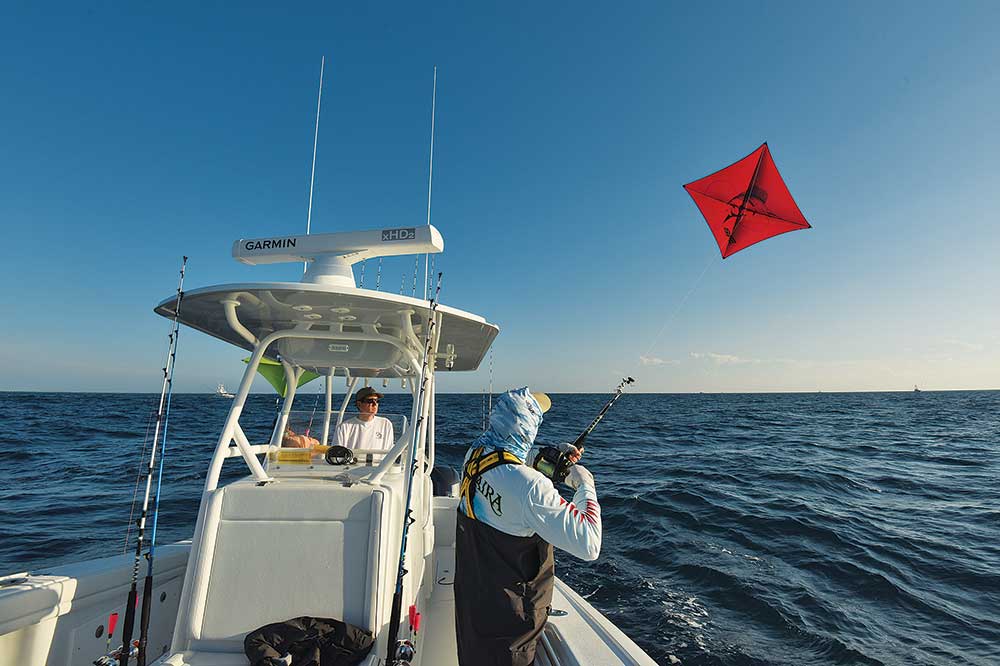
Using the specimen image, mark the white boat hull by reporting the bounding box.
[0,497,655,666]
[0,544,188,666]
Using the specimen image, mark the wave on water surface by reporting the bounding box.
[1,390,998,666]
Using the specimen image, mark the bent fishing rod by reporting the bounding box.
[571,376,635,449]
[385,272,441,666]
[533,376,635,483]
[115,257,187,666]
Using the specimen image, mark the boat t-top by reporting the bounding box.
[0,224,656,665]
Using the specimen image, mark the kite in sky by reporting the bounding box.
[683,143,810,258]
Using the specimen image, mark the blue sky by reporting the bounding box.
[2,2,998,393]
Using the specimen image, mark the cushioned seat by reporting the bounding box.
[167,481,385,655]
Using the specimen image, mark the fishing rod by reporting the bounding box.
[533,376,635,484]
[114,257,187,666]
[136,258,187,666]
[385,272,441,666]
[304,389,321,438]
[572,376,635,449]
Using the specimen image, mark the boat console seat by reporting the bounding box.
[167,481,385,657]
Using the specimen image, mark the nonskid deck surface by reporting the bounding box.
[420,507,657,666]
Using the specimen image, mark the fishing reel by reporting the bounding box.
[325,445,357,466]
[394,639,416,664]
[532,447,575,485]
[93,641,137,666]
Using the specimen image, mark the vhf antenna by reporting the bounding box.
[423,66,437,300]
[304,56,325,273]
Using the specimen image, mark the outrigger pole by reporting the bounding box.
[385,272,442,666]
[118,257,187,666]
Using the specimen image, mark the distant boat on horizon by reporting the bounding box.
[914,385,921,393]
[216,383,235,398]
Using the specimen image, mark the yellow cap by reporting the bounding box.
[531,391,552,413]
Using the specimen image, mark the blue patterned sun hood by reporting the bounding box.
[470,387,544,461]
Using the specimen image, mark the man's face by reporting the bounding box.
[358,395,380,417]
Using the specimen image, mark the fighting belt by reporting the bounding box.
[459,446,522,521]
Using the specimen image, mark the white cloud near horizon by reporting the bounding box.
[689,352,760,365]
[639,355,679,366]
[941,338,985,353]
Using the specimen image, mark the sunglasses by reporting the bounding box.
[360,398,380,405]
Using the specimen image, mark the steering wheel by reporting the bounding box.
[325,445,357,466]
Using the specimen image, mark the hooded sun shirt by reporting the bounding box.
[470,386,543,461]
[459,387,602,561]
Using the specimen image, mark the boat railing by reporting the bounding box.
[214,411,410,475]
[205,326,426,490]
[278,409,408,440]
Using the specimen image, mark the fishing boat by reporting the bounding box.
[0,226,656,665]
[216,384,235,399]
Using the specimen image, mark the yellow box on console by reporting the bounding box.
[269,448,314,464]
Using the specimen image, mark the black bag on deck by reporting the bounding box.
[244,616,375,666]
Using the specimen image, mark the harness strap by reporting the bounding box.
[460,446,522,520]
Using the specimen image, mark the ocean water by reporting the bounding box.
[1,390,998,666]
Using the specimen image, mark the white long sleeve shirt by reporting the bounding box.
[458,449,602,562]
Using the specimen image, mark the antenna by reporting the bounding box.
[423,66,438,300]
[304,56,326,272]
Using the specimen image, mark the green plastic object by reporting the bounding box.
[244,356,321,397]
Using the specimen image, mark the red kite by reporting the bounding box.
[683,143,810,258]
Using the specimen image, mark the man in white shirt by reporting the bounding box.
[334,386,395,451]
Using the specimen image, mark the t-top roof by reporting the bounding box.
[154,282,499,376]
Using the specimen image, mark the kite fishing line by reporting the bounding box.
[531,256,714,484]
[385,271,443,666]
[113,256,187,666]
[532,254,714,484]
[638,256,715,365]
[637,141,811,379]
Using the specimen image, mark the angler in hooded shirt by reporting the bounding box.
[454,387,602,666]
